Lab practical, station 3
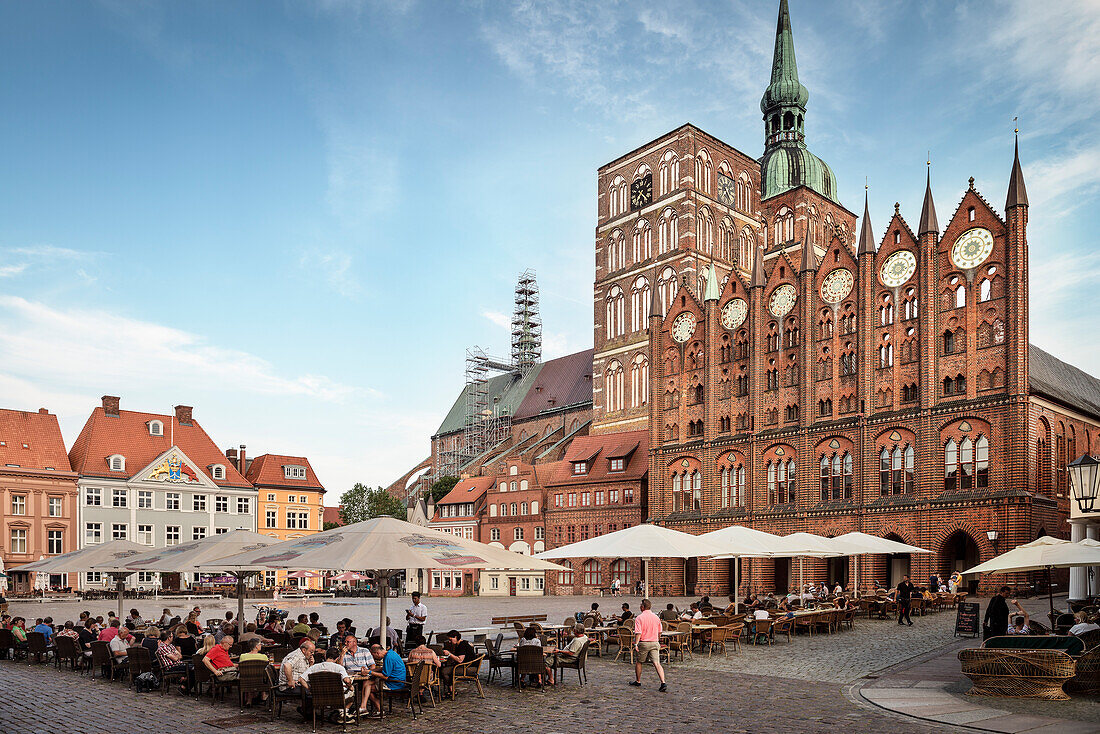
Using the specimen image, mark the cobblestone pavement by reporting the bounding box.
[0,653,946,734]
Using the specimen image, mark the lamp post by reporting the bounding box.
[985,529,998,552]
[1068,453,1100,514]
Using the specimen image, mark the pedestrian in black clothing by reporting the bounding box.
[896,576,915,626]
[983,585,1011,640]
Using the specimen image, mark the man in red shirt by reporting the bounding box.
[629,598,667,692]
[97,619,120,642]
[204,635,239,681]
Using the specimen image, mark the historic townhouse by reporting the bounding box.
[427,476,491,596]
[480,460,547,596]
[0,408,78,594]
[245,452,325,590]
[69,396,255,590]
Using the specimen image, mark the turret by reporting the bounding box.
[1006,136,1029,211]
[857,189,876,257]
[918,166,939,236]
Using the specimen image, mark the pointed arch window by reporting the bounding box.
[955,284,966,308]
[657,266,676,314]
[695,149,712,193]
[605,360,624,412]
[608,230,625,272]
[606,285,625,338]
[658,149,679,195]
[658,208,679,254]
[630,355,649,407]
[630,276,651,332]
[632,219,652,262]
[979,279,991,302]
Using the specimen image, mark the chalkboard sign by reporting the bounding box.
[955,601,980,638]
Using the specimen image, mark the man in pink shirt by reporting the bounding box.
[629,599,667,692]
[97,619,120,642]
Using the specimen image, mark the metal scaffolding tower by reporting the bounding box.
[512,269,542,373]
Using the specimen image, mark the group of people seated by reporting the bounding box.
[515,623,588,687]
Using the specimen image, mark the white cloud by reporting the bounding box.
[482,310,511,330]
[1026,144,1100,215]
[299,249,360,298]
[0,264,27,278]
[0,296,358,403]
[10,245,95,259]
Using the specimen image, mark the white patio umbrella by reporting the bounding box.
[962,536,1100,617]
[765,532,847,594]
[832,532,931,593]
[19,539,147,618]
[0,557,7,594]
[700,525,788,612]
[93,529,279,626]
[535,523,729,598]
[196,517,567,651]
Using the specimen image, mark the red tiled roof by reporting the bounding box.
[246,453,325,491]
[0,408,74,473]
[323,506,344,526]
[436,476,493,506]
[514,349,594,420]
[68,406,250,488]
[543,430,649,487]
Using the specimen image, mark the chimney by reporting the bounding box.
[174,405,193,426]
[102,395,120,417]
[225,447,238,465]
[238,445,246,473]
[38,408,48,414]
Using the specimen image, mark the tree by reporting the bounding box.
[339,483,406,524]
[428,476,458,504]
[322,521,342,531]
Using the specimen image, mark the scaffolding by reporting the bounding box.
[512,269,542,373]
[434,271,543,479]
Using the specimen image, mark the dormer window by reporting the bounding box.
[108,454,126,472]
[210,464,226,480]
[148,420,163,436]
[609,458,625,472]
[284,465,307,480]
[572,462,588,475]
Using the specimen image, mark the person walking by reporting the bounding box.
[628,599,666,692]
[896,575,914,626]
[404,591,427,647]
[983,586,1010,640]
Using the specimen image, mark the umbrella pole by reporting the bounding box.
[643,558,650,599]
[235,573,246,629]
[1047,566,1054,619]
[734,556,740,614]
[116,575,124,620]
[378,572,389,651]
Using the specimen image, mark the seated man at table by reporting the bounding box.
[239,622,274,646]
[328,619,349,649]
[549,624,588,668]
[204,634,239,682]
[277,638,315,693]
[658,603,679,622]
[679,603,703,622]
[438,630,477,694]
[301,646,355,717]
[616,603,633,625]
[588,602,603,623]
[406,640,442,668]
[290,614,312,637]
[341,635,371,675]
[752,607,771,621]
[367,617,400,651]
[1006,601,1030,635]
[33,616,55,645]
[363,643,406,715]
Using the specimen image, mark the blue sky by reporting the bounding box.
[2,0,1099,500]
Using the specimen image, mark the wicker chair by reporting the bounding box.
[0,628,17,660]
[839,609,856,631]
[794,614,815,637]
[958,648,1075,700]
[703,626,730,657]
[54,635,82,671]
[126,646,154,689]
[1065,645,1099,696]
[191,652,213,698]
[771,618,794,643]
[451,654,484,699]
[665,623,691,662]
[612,627,634,663]
[751,618,773,645]
[26,631,53,665]
[555,640,589,684]
[90,640,127,682]
[513,622,526,639]
[306,670,356,733]
[1076,629,1100,650]
[237,659,274,712]
[516,646,547,688]
[724,623,743,653]
[379,661,419,720]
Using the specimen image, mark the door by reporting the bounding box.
[463,573,473,596]
[774,558,790,594]
[888,555,910,589]
[685,558,698,596]
[162,573,181,591]
[826,557,849,589]
[508,577,517,596]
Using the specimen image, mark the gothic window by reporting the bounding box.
[767,459,795,504]
[818,398,832,417]
[688,384,704,405]
[697,207,715,254]
[766,368,779,391]
[993,318,1004,344]
[607,230,625,272]
[955,284,966,308]
[630,276,651,332]
[903,288,919,320]
[819,310,833,339]
[720,342,731,363]
[879,295,894,325]
[840,352,856,377]
[820,452,853,501]
[817,357,832,381]
[720,217,735,260]
[879,336,893,368]
[785,404,799,422]
[839,395,856,413]
[735,413,750,431]
[606,285,625,338]
[630,355,649,407]
[738,227,755,269]
[880,444,915,495]
[692,470,702,511]
[942,374,966,396]
[979,279,991,302]
[945,435,988,491]
[604,360,624,412]
[735,334,749,360]
[736,374,749,396]
[657,266,676,313]
[840,307,856,334]
[658,149,679,195]
[767,324,780,352]
[608,175,628,217]
[785,318,799,347]
[666,423,679,442]
[632,219,652,263]
[736,172,751,212]
[687,420,703,438]
[718,415,731,432]
[901,383,918,402]
[695,149,712,193]
[658,208,679,254]
[784,362,799,387]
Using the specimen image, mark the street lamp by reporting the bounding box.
[1068,453,1100,514]
[985,529,998,549]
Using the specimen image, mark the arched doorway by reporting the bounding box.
[883,533,911,590]
[826,557,849,589]
[941,530,980,594]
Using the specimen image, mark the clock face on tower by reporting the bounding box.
[880,250,916,287]
[670,312,697,343]
[950,227,994,270]
[820,268,854,304]
[630,174,653,210]
[720,298,748,330]
[716,173,736,207]
[768,284,797,318]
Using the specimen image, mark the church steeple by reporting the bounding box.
[759,0,839,203]
[918,164,939,236]
[1006,136,1028,210]
[857,188,876,256]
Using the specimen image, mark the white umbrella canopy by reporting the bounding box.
[19,539,148,618]
[199,517,567,650]
[93,529,280,625]
[535,523,729,598]
[699,525,789,557]
[832,532,931,555]
[962,536,1100,575]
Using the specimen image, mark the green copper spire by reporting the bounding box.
[759,0,839,204]
[704,264,721,302]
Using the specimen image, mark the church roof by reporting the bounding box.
[760,0,808,113]
[1029,344,1100,421]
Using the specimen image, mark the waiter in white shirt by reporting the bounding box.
[405,591,427,646]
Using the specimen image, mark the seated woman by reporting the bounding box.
[834,596,849,610]
[776,597,792,613]
[1006,601,1031,635]
[516,625,553,686]
[1069,611,1100,637]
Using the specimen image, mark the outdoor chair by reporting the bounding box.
[724,623,743,653]
[237,659,274,712]
[555,640,589,685]
[513,622,526,639]
[794,614,815,637]
[771,618,794,643]
[191,652,213,698]
[0,628,18,661]
[228,642,245,657]
[704,626,730,657]
[451,654,484,699]
[1066,644,1100,696]
[126,646,154,689]
[306,670,357,733]
[813,611,837,635]
[612,627,634,663]
[750,618,773,645]
[90,641,127,682]
[1052,613,1076,635]
[839,609,856,631]
[1076,629,1100,650]
[26,631,54,665]
[562,617,575,628]
[380,660,421,720]
[668,622,692,662]
[159,656,190,696]
[54,635,82,671]
[485,636,515,686]
[516,646,546,689]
